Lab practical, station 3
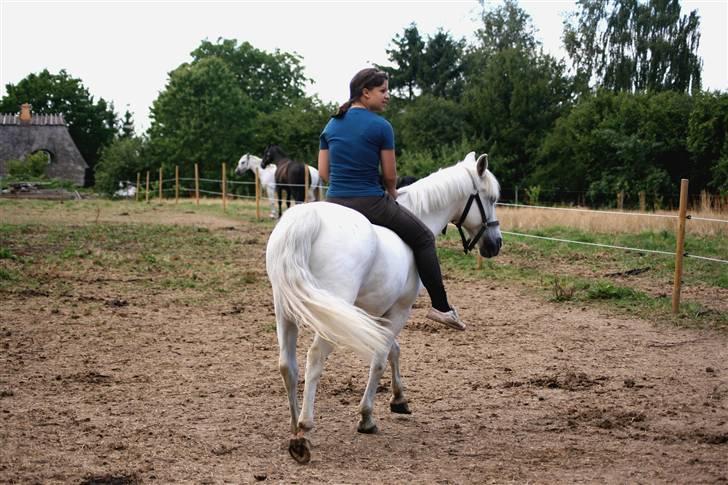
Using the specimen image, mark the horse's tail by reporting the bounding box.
[266,205,393,361]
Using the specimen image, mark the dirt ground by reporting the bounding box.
[1,205,727,484]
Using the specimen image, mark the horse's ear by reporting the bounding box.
[476,154,489,177]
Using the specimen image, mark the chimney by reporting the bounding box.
[19,103,32,124]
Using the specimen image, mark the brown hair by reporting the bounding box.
[332,68,389,119]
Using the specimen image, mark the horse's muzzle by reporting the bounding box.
[480,236,502,258]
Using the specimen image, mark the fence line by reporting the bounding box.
[497,202,679,219]
[140,170,726,312]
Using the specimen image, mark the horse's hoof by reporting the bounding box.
[390,401,412,414]
[288,437,311,464]
[357,423,378,434]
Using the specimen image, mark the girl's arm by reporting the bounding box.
[380,149,398,199]
[318,149,330,183]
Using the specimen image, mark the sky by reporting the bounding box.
[1,0,726,133]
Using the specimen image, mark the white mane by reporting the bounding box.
[398,152,500,216]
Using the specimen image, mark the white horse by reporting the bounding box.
[235,153,323,219]
[266,151,502,463]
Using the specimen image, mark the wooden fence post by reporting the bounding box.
[639,191,646,212]
[222,163,227,212]
[136,173,141,202]
[175,165,179,204]
[255,167,261,220]
[158,167,163,201]
[145,171,150,203]
[672,179,689,314]
[194,163,200,206]
[304,164,310,202]
[617,191,624,210]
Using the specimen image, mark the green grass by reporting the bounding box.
[438,225,728,329]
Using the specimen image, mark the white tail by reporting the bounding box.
[266,205,393,361]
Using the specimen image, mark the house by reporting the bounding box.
[0,103,88,186]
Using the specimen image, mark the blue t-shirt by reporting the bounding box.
[319,108,395,197]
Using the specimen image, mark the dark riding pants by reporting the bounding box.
[327,194,450,312]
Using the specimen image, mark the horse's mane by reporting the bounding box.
[398,152,500,215]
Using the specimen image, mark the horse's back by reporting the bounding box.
[276,202,418,316]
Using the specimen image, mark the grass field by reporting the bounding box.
[1,198,726,330]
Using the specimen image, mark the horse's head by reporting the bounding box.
[261,144,287,169]
[235,153,262,176]
[455,153,503,258]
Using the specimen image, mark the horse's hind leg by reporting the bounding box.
[276,316,299,436]
[357,347,390,434]
[298,335,334,432]
[388,339,411,414]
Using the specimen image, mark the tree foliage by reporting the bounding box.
[146,56,255,180]
[564,0,702,94]
[0,69,118,175]
[191,38,309,113]
[94,137,147,196]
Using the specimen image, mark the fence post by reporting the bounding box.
[639,191,646,212]
[304,165,310,202]
[158,167,163,201]
[617,191,624,210]
[255,167,261,220]
[145,171,150,203]
[672,179,689,314]
[222,163,227,212]
[136,172,141,202]
[194,163,200,206]
[514,185,518,206]
[175,165,179,204]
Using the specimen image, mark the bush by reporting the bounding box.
[6,152,49,179]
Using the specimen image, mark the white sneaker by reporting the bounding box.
[426,306,466,331]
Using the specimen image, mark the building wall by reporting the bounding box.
[0,125,88,185]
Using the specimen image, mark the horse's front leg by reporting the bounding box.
[357,348,391,434]
[266,186,278,218]
[277,188,284,217]
[388,339,411,414]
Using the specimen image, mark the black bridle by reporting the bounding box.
[452,192,500,253]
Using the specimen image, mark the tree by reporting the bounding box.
[419,30,467,99]
[687,91,728,194]
[463,1,572,189]
[94,136,146,196]
[0,69,118,178]
[564,0,702,94]
[252,97,335,163]
[119,109,135,139]
[378,23,426,100]
[396,94,469,154]
[146,57,255,180]
[190,38,309,114]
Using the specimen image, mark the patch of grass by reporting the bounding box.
[586,281,640,300]
[0,247,17,260]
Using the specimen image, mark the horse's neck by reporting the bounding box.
[397,167,472,235]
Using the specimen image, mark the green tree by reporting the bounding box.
[190,38,309,114]
[564,0,702,94]
[687,91,728,193]
[419,30,467,99]
[377,23,426,100]
[146,57,255,180]
[94,136,146,196]
[396,94,469,153]
[120,109,135,139]
[252,97,335,163]
[463,1,572,190]
[0,69,118,178]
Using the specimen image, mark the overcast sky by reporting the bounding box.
[1,0,726,132]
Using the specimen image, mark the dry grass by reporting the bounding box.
[499,205,728,237]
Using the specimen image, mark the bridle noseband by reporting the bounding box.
[447,163,500,254]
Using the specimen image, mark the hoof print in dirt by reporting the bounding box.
[80,473,140,485]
